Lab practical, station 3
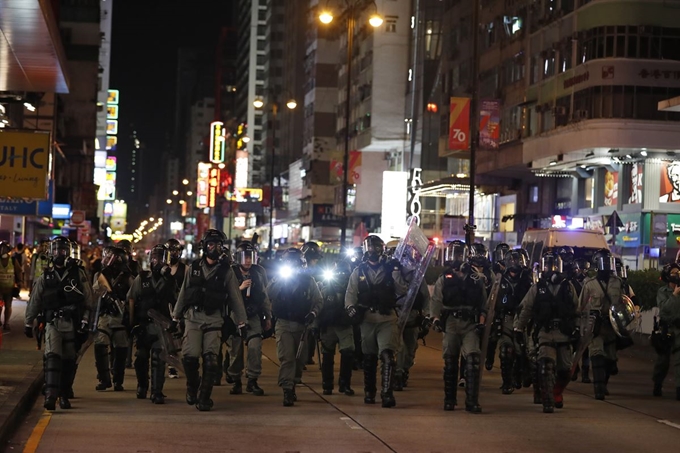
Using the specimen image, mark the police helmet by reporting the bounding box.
[493,243,511,264]
[541,250,562,274]
[362,235,385,262]
[592,248,615,272]
[116,239,133,255]
[149,244,171,271]
[165,238,183,264]
[201,229,227,260]
[281,248,306,268]
[444,240,468,268]
[504,250,527,273]
[102,246,128,270]
[0,241,11,258]
[615,257,627,279]
[661,262,680,284]
[50,236,73,266]
[301,241,323,262]
[469,243,490,268]
[235,241,258,266]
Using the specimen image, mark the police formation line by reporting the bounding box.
[22,234,680,413]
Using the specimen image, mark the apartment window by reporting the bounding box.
[386,18,397,33]
[258,9,266,21]
[529,184,539,204]
[530,54,541,84]
[579,26,680,63]
[543,51,555,77]
[559,41,572,73]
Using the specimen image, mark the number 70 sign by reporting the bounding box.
[448,97,470,151]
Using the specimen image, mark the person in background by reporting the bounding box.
[1,241,22,330]
[30,240,51,293]
[12,243,25,294]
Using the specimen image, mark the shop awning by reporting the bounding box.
[658,96,680,112]
[0,0,70,93]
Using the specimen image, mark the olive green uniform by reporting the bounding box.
[653,285,680,396]
[395,281,430,388]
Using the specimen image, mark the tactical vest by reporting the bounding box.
[185,260,229,315]
[232,265,266,318]
[172,262,186,293]
[0,259,14,291]
[442,269,485,310]
[272,274,315,323]
[43,266,86,311]
[102,267,132,302]
[134,271,172,324]
[497,276,520,315]
[356,263,397,314]
[532,279,576,333]
[319,275,351,327]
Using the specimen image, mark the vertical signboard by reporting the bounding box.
[381,171,408,238]
[479,99,500,150]
[604,170,618,206]
[448,97,470,151]
[209,121,226,164]
[235,150,248,189]
[208,166,220,208]
[660,161,680,203]
[0,130,51,199]
[629,163,643,204]
[196,162,211,208]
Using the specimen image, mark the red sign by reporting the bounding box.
[448,97,470,150]
[70,210,86,226]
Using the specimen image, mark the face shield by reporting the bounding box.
[50,242,73,266]
[235,249,258,267]
[444,243,468,269]
[541,255,562,274]
[149,249,170,272]
[595,255,616,272]
[504,252,527,274]
[203,240,223,260]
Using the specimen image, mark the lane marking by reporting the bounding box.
[340,416,365,430]
[23,411,52,453]
[658,419,680,430]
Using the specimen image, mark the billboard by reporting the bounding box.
[448,97,470,151]
[0,130,51,199]
[660,161,680,203]
[0,181,53,216]
[196,162,211,208]
[330,150,361,185]
[106,136,117,151]
[106,104,119,119]
[107,89,120,104]
[235,150,248,188]
[479,99,500,150]
[629,163,643,204]
[208,166,220,208]
[604,170,618,206]
[209,121,226,164]
[106,120,118,135]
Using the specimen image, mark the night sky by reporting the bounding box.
[110,0,232,202]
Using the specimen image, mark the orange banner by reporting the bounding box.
[448,97,470,151]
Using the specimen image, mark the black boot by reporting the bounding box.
[485,339,497,371]
[182,356,200,405]
[321,353,335,395]
[653,381,663,397]
[604,359,615,396]
[59,359,76,409]
[464,353,482,413]
[393,372,404,392]
[338,350,355,396]
[581,349,591,383]
[443,355,458,411]
[246,378,265,396]
[499,344,515,395]
[44,353,61,411]
[68,363,78,399]
[402,369,410,388]
[150,349,166,404]
[94,345,112,391]
[134,352,149,399]
[214,346,224,386]
[363,354,378,404]
[196,353,217,411]
[230,379,243,394]
[554,369,570,409]
[283,388,295,406]
[380,350,396,408]
[591,355,607,400]
[112,347,127,391]
[539,358,556,413]
[531,359,541,404]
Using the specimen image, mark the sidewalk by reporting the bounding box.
[0,293,44,451]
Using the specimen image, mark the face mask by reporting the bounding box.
[550,272,561,284]
[54,255,67,267]
[597,270,611,281]
[170,256,179,265]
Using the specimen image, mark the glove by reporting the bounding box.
[160,265,172,277]
[432,319,443,333]
[514,329,525,344]
[78,320,89,334]
[345,306,357,318]
[475,323,486,336]
[422,316,433,330]
[238,322,248,339]
[24,324,34,338]
[304,311,317,325]
[389,258,402,271]
[167,319,179,334]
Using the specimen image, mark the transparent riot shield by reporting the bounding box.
[570,311,596,379]
[147,308,184,373]
[394,217,437,339]
[479,272,502,382]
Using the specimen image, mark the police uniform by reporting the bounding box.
[25,263,94,409]
[430,267,488,412]
[172,258,246,410]
[345,261,409,407]
[515,276,579,412]
[490,270,531,393]
[92,267,133,391]
[579,274,623,399]
[318,270,355,395]
[227,264,272,394]
[128,270,177,402]
[267,272,323,404]
[395,281,430,390]
[653,285,680,400]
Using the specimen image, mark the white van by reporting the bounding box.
[520,228,610,266]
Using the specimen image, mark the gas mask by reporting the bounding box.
[169,253,180,266]
[204,241,222,261]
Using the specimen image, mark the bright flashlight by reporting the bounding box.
[323,269,335,281]
[280,265,293,279]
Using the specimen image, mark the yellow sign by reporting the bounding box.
[107,105,119,119]
[209,121,226,164]
[0,131,51,199]
[106,136,117,150]
[107,89,120,105]
[107,120,118,135]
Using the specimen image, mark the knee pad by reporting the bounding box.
[202,353,219,372]
[468,353,481,367]
[380,349,395,364]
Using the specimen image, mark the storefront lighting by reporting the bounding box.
[182,179,189,185]
[549,160,557,166]
[625,154,632,159]
[640,150,648,157]
[172,190,179,196]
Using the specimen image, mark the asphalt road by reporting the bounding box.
[6,307,680,453]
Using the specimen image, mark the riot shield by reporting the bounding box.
[90,290,105,334]
[569,312,596,379]
[296,323,310,361]
[394,217,436,339]
[479,272,502,382]
[147,308,184,373]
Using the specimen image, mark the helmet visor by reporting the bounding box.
[445,243,467,264]
[235,249,258,265]
[595,255,616,272]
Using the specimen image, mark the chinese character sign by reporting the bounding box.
[660,161,680,203]
[604,170,618,206]
[629,163,643,204]
[479,100,500,150]
[448,97,470,151]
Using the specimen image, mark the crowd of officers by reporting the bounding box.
[19,230,680,414]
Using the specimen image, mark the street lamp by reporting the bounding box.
[319,0,383,249]
[182,179,189,185]
[254,93,297,255]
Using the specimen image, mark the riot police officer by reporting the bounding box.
[579,248,623,400]
[302,241,324,366]
[429,240,487,412]
[492,242,511,274]
[227,241,272,396]
[165,238,185,379]
[515,250,579,413]
[653,262,680,400]
[318,260,355,396]
[117,239,139,277]
[267,248,323,406]
[24,237,94,410]
[345,235,409,408]
[488,250,532,394]
[171,229,247,411]
[128,245,176,403]
[92,246,133,392]
[395,279,430,391]
[29,239,51,292]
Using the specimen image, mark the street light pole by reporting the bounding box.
[268,103,278,254]
[340,8,355,250]
[466,0,481,247]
